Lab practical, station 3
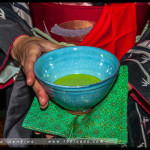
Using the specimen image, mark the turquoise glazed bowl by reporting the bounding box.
[34,46,120,112]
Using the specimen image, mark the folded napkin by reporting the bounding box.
[22,66,128,144]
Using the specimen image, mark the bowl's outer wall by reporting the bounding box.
[34,46,120,111]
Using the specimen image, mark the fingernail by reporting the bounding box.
[40,102,48,110]
[46,134,54,139]
[27,79,31,85]
[39,96,46,106]
[34,131,41,135]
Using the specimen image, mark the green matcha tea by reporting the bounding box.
[54,74,101,86]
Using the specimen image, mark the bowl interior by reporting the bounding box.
[34,46,119,87]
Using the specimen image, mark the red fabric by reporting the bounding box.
[30,2,149,38]
[129,81,150,115]
[30,3,138,60]
[136,2,149,35]
[130,93,150,115]
[30,2,104,43]
[80,3,137,60]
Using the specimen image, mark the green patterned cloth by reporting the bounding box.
[22,66,128,145]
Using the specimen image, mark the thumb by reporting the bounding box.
[128,83,132,92]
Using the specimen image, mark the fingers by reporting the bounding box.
[34,131,41,135]
[20,39,63,110]
[23,42,62,86]
[23,48,41,86]
[46,134,55,139]
[128,83,132,92]
[34,131,55,139]
[32,79,49,109]
[22,48,49,109]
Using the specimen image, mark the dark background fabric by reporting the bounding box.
[0,3,33,70]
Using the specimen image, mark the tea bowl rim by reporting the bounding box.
[34,46,120,90]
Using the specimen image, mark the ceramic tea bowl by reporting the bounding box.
[34,46,120,112]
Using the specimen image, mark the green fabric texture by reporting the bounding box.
[22,66,128,145]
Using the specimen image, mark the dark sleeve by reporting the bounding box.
[120,26,150,114]
[0,2,33,70]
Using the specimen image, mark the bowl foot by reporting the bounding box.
[66,109,91,115]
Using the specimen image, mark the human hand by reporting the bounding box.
[11,35,64,109]
[34,131,55,139]
[128,83,132,92]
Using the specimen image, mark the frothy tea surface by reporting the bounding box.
[54,74,101,86]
